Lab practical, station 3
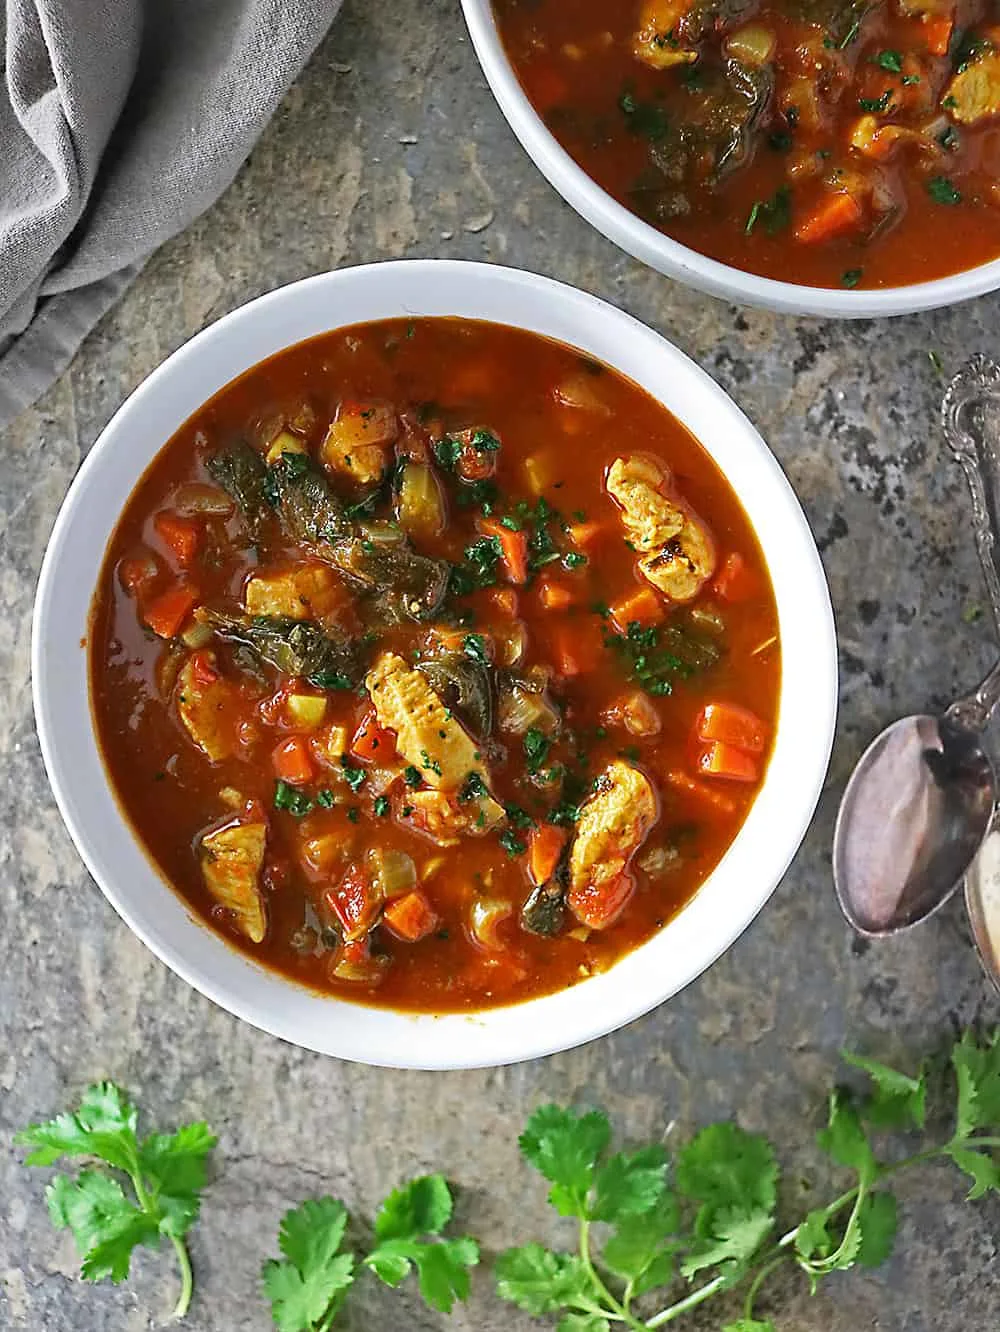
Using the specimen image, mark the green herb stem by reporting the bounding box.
[643,1273,728,1327]
[169,1236,195,1321]
[579,1219,642,1328]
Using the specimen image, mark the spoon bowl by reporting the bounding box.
[833,713,996,936]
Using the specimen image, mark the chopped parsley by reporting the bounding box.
[420,749,443,777]
[346,807,359,823]
[470,428,501,453]
[618,88,669,141]
[505,804,536,830]
[273,781,313,817]
[340,756,366,793]
[404,765,423,788]
[858,89,893,113]
[433,436,461,470]
[605,620,719,697]
[463,632,489,665]
[464,536,502,586]
[874,49,902,71]
[841,268,864,288]
[316,788,336,809]
[307,669,353,690]
[745,185,791,237]
[498,828,528,858]
[927,175,962,205]
[563,551,587,570]
[373,796,390,817]
[458,771,488,803]
[523,727,551,776]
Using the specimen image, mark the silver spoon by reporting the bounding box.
[832,355,1000,939]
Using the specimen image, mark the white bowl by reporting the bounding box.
[461,0,1000,319]
[33,260,837,1068]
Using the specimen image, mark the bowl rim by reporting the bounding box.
[460,0,1000,319]
[32,259,838,1068]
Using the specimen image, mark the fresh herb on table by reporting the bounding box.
[496,1032,1000,1331]
[14,1083,215,1321]
[262,1175,479,1331]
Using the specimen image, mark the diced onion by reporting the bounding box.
[470,897,513,950]
[724,24,776,64]
[218,786,245,810]
[180,619,214,649]
[358,519,405,547]
[553,370,611,413]
[688,604,726,635]
[265,429,308,466]
[498,684,560,736]
[172,482,234,516]
[368,848,418,899]
[397,462,445,539]
[495,620,529,668]
[285,694,328,730]
[329,951,390,985]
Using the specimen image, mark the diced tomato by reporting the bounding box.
[662,769,736,815]
[143,583,198,639]
[190,649,219,687]
[325,865,381,940]
[696,741,760,783]
[794,191,863,245]
[383,889,439,942]
[528,824,568,887]
[922,12,953,54]
[272,735,316,785]
[154,511,200,567]
[713,553,757,602]
[351,710,398,763]
[538,577,575,612]
[609,585,664,633]
[567,871,635,931]
[481,517,529,585]
[697,703,768,755]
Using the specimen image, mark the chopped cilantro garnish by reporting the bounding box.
[523,727,550,776]
[404,765,423,788]
[563,551,587,569]
[316,788,336,809]
[433,436,461,469]
[927,175,962,205]
[841,268,864,288]
[340,757,366,792]
[618,87,669,140]
[420,749,443,777]
[470,428,501,453]
[373,796,390,817]
[308,669,353,690]
[605,620,719,696]
[498,828,528,858]
[274,781,313,817]
[858,89,893,113]
[874,49,902,71]
[459,772,487,803]
[463,632,489,664]
[745,185,791,236]
[346,807,359,823]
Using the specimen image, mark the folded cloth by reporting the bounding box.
[0,0,342,430]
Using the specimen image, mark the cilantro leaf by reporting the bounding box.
[365,1175,478,1313]
[519,1105,611,1215]
[601,1191,679,1295]
[946,1146,1000,1200]
[46,1171,157,1283]
[952,1029,1000,1137]
[373,1173,452,1241]
[855,1191,898,1267]
[495,1244,593,1314]
[680,1205,774,1279]
[817,1090,875,1177]
[589,1144,669,1222]
[262,1197,354,1332]
[17,1083,215,1320]
[559,1315,612,1332]
[794,1208,833,1262]
[842,1051,927,1129]
[676,1123,778,1218]
[723,1320,778,1332]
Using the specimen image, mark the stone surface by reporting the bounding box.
[2,1,999,1328]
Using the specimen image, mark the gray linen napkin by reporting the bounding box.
[0,0,342,430]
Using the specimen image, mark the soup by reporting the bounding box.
[90,318,780,1013]
[493,0,1000,289]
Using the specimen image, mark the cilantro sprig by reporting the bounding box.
[15,1082,215,1320]
[496,1032,1000,1330]
[262,1174,479,1330]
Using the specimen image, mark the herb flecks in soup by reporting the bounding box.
[494,0,1000,289]
[90,319,780,1013]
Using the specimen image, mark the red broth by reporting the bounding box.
[89,318,780,1012]
[494,0,1000,290]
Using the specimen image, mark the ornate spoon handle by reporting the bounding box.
[942,356,1000,733]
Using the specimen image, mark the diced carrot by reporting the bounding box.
[713,552,757,603]
[567,871,635,931]
[154,511,200,567]
[567,520,609,551]
[922,13,953,55]
[696,741,760,783]
[273,735,316,785]
[143,583,198,639]
[351,710,398,763]
[481,517,529,585]
[609,585,665,633]
[697,703,768,755]
[662,769,736,815]
[383,889,439,942]
[488,586,519,618]
[528,824,569,887]
[190,649,219,687]
[550,624,596,677]
[326,865,381,940]
[538,577,575,612]
[794,191,863,245]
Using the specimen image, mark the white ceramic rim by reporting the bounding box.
[461,0,1000,319]
[32,260,837,1068]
